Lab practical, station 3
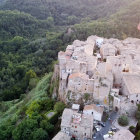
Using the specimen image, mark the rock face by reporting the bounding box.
[57,35,140,114]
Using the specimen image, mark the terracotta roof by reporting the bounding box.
[58,51,71,59]
[59,51,65,56]
[69,73,87,79]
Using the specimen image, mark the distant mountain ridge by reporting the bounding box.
[0,0,134,25]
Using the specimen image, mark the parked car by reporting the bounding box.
[108,131,114,135]
[110,127,118,132]
[98,122,105,127]
[93,134,96,139]
[103,134,110,139]
[94,126,100,132]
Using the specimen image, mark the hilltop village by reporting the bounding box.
[53,36,140,140]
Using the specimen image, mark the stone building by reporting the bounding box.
[121,73,140,104]
[100,43,117,59]
[58,37,97,103]
[58,35,140,116]
[61,108,94,140]
[68,73,94,94]
[83,104,104,121]
[52,131,71,140]
[106,55,133,86]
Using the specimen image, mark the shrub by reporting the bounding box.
[40,120,54,134]
[118,115,129,126]
[54,102,65,115]
[136,130,140,140]
[84,93,90,101]
[26,101,41,118]
[129,126,135,134]
[31,128,49,140]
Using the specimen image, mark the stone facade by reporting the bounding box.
[61,108,94,140]
[58,35,140,116]
[83,104,104,121]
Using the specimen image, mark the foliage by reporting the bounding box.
[84,93,90,101]
[137,104,140,111]
[1,0,132,25]
[54,101,65,115]
[118,115,129,126]
[0,121,14,140]
[26,100,41,118]
[0,10,50,40]
[12,119,38,140]
[40,120,54,134]
[136,131,140,140]
[32,128,49,140]
[129,126,136,134]
[0,0,140,139]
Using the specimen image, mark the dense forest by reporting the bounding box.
[0,0,140,139]
[1,0,132,25]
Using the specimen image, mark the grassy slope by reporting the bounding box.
[0,73,52,124]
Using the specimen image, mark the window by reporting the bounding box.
[131,100,134,104]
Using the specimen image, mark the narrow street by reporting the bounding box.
[93,112,118,140]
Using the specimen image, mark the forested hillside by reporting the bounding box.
[0,10,54,40]
[69,0,140,40]
[1,0,132,25]
[0,0,140,139]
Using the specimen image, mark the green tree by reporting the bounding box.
[54,102,65,115]
[129,126,135,134]
[136,130,140,140]
[118,115,129,126]
[31,128,49,140]
[39,98,54,111]
[47,17,54,27]
[26,101,41,118]
[40,120,54,134]
[25,70,37,81]
[0,121,14,140]
[12,119,38,140]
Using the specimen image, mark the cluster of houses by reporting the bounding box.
[53,103,104,140]
[58,35,140,116]
[53,103,135,140]
[53,35,140,139]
